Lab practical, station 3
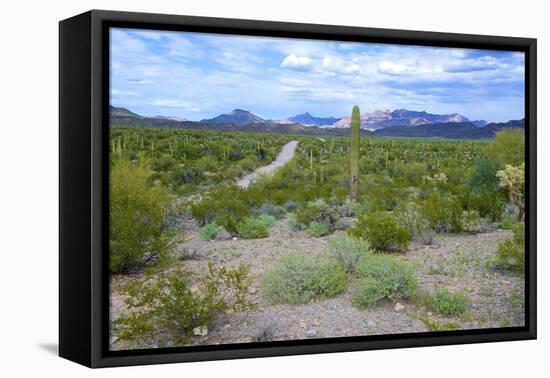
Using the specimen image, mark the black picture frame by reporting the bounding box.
[59,9,537,368]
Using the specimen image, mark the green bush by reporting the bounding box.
[262,253,348,304]
[468,158,501,193]
[418,191,463,233]
[110,159,171,273]
[349,210,411,252]
[329,235,372,273]
[461,210,481,233]
[258,214,277,228]
[351,254,417,309]
[286,213,303,231]
[494,222,525,272]
[461,190,505,222]
[200,223,220,241]
[306,221,331,237]
[236,217,270,239]
[116,263,253,345]
[256,202,286,219]
[431,288,469,316]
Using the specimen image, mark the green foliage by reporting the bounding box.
[258,214,277,228]
[461,190,505,222]
[468,158,501,193]
[431,288,469,316]
[236,217,270,239]
[200,223,220,241]
[419,317,459,331]
[350,105,360,202]
[497,163,525,221]
[486,129,525,167]
[329,235,372,273]
[262,253,348,304]
[110,159,171,273]
[461,210,481,233]
[116,263,253,344]
[418,191,464,233]
[306,221,331,237]
[494,222,525,272]
[349,210,411,252]
[351,254,418,309]
[256,202,286,219]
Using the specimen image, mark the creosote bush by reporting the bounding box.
[349,210,411,252]
[351,254,417,309]
[116,263,253,345]
[110,159,171,273]
[329,235,372,273]
[236,217,270,239]
[262,253,347,304]
[431,288,469,316]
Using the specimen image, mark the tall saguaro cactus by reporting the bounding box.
[350,105,360,202]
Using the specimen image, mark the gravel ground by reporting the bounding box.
[110,219,524,350]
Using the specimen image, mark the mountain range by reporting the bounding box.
[110,106,523,139]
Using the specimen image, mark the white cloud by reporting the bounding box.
[281,54,313,68]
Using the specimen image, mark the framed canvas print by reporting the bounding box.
[59,10,536,368]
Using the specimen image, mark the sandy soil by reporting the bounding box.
[110,219,524,350]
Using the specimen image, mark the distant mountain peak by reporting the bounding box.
[201,109,265,124]
[286,112,340,127]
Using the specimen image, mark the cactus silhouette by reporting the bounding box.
[350,105,360,202]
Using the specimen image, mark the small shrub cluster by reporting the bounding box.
[431,288,469,316]
[351,254,417,309]
[262,253,347,304]
[306,221,331,238]
[418,191,463,233]
[200,223,220,241]
[236,217,270,239]
[329,235,372,273]
[116,263,253,344]
[494,222,525,272]
[349,210,411,252]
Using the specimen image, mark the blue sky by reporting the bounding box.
[110,27,525,123]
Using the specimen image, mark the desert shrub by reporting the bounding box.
[258,214,277,228]
[349,210,411,252]
[116,263,253,344]
[283,200,299,212]
[461,190,505,222]
[306,221,331,238]
[329,235,372,273]
[286,213,303,231]
[494,222,525,272]
[256,202,286,219]
[295,205,319,226]
[420,317,459,332]
[262,253,347,304]
[337,200,361,217]
[461,210,481,233]
[431,288,469,316]
[486,129,525,167]
[351,254,417,309]
[200,223,220,241]
[110,159,171,273]
[418,191,463,233]
[191,191,250,234]
[468,158,501,193]
[236,217,270,239]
